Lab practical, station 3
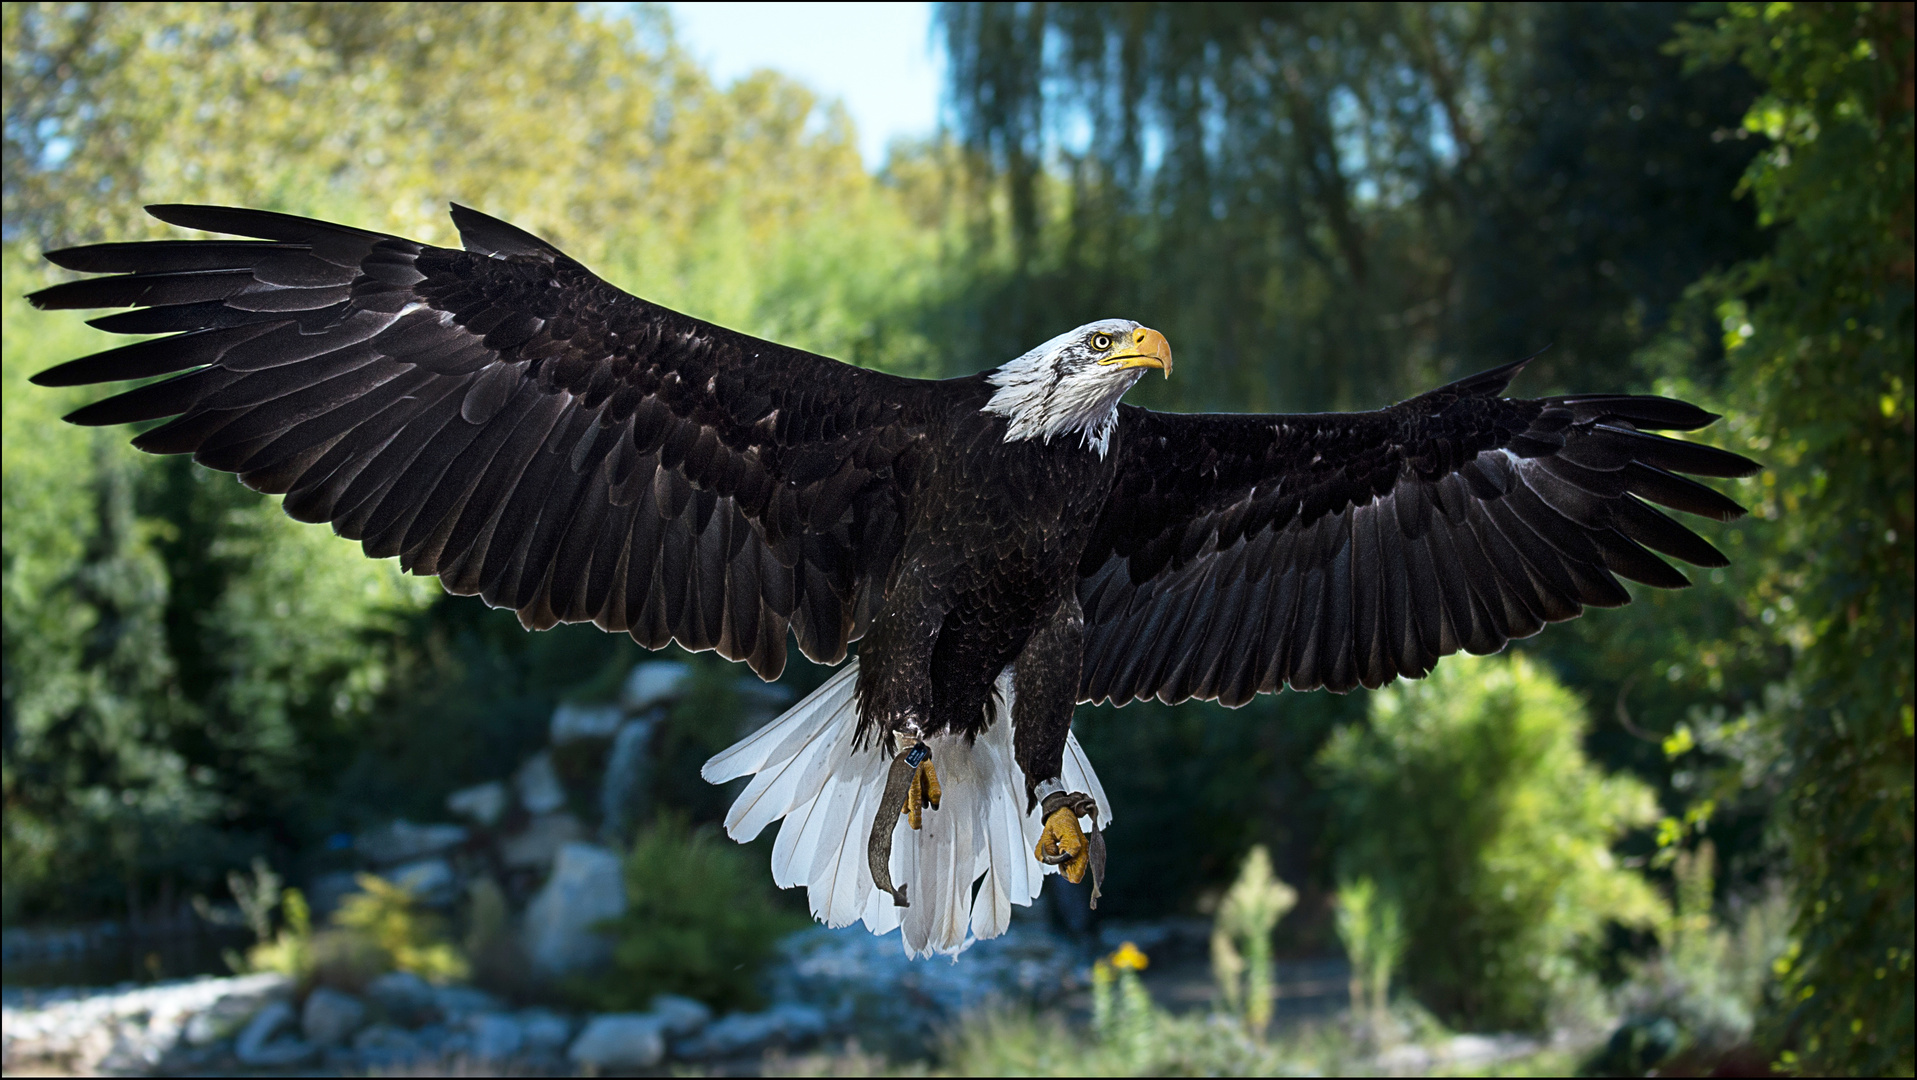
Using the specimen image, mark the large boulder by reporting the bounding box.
[299,987,366,1046]
[466,1012,524,1060]
[676,1003,827,1058]
[350,1023,424,1068]
[620,661,691,711]
[599,718,657,843]
[234,1000,316,1066]
[363,971,434,1025]
[446,781,508,826]
[550,701,626,744]
[355,820,467,867]
[513,752,569,816]
[387,857,458,907]
[764,921,1083,1042]
[432,985,505,1021]
[517,1008,574,1052]
[522,842,626,977]
[500,811,586,872]
[649,993,712,1037]
[568,1014,667,1070]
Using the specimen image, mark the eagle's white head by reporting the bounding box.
[982,319,1173,457]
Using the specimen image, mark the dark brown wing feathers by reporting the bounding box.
[30,204,938,680]
[1078,360,1759,706]
[32,204,1755,704]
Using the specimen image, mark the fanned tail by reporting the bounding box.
[701,661,1110,958]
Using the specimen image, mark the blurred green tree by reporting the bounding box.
[1318,653,1667,1030]
[938,0,1776,938]
[2,1,940,921]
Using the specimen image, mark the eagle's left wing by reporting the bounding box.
[1076,360,1760,706]
[28,204,943,681]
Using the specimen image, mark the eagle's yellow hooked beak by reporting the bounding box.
[1099,326,1173,378]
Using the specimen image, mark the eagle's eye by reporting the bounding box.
[1091,333,1113,351]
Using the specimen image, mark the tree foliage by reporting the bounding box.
[938,2,1762,412]
[1319,654,1666,1031]
[1673,4,1914,1073]
[942,5,1909,1066]
[1,7,1907,1071]
[1,1,941,921]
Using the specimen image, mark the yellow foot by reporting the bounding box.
[903,758,941,830]
[1036,805,1090,884]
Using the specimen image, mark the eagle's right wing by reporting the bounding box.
[31,204,940,679]
[1077,360,1760,706]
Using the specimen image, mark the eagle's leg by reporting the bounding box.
[860,566,953,904]
[1015,595,1105,906]
[903,747,941,830]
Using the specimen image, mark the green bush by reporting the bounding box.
[578,814,803,1012]
[1318,653,1667,1031]
[314,874,468,990]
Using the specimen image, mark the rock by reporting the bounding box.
[679,1003,828,1058]
[649,992,713,1037]
[467,1012,525,1060]
[235,998,293,1050]
[517,1007,574,1050]
[183,982,284,1046]
[352,1023,419,1052]
[389,856,459,903]
[500,811,586,871]
[599,717,657,843]
[550,701,626,744]
[523,842,626,976]
[568,1014,667,1070]
[432,985,505,1020]
[355,819,468,867]
[364,971,435,1024]
[764,921,1081,1040]
[514,751,568,816]
[350,1023,423,1067]
[446,780,508,826]
[2,973,291,1074]
[388,856,459,907]
[300,987,367,1046]
[235,1000,317,1066]
[1587,1016,1681,1077]
[621,661,691,711]
[407,1022,456,1052]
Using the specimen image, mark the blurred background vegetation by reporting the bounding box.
[2,2,1909,1074]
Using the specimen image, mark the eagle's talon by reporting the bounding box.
[1036,805,1091,884]
[903,759,941,830]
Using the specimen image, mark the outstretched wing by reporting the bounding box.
[30,204,941,679]
[1076,360,1760,705]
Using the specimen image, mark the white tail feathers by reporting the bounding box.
[701,660,1110,958]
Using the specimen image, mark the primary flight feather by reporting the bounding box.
[30,204,1758,957]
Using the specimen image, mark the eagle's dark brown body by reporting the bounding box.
[858,386,1119,801]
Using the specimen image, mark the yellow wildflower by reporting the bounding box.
[1110,941,1150,971]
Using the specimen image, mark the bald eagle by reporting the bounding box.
[30,204,1757,957]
